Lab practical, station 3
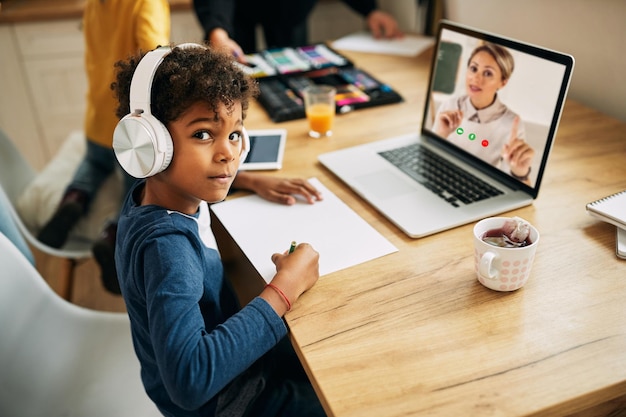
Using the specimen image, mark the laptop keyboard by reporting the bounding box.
[378,144,503,207]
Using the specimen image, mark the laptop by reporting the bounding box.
[318,20,574,238]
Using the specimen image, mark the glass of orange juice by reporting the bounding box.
[303,85,336,138]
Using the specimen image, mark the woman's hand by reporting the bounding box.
[502,117,535,183]
[233,172,323,205]
[434,109,464,138]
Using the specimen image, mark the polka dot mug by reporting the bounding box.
[473,217,540,291]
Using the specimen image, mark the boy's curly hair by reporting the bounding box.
[112,44,259,124]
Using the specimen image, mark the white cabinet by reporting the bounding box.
[0,25,43,166]
[16,19,87,169]
[0,9,203,171]
[0,21,80,170]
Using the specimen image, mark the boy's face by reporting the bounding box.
[157,100,245,211]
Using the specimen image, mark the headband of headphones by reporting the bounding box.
[129,43,203,118]
[129,46,170,118]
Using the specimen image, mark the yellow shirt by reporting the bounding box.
[83,0,170,147]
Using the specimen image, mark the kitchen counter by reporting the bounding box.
[0,0,191,24]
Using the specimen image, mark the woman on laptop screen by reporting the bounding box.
[432,42,535,186]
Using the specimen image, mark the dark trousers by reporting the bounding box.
[246,337,327,417]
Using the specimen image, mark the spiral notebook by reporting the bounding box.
[586,190,626,229]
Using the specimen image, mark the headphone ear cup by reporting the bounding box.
[113,113,173,178]
[239,127,250,169]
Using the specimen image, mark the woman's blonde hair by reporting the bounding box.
[468,42,515,81]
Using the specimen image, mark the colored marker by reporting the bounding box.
[289,241,297,254]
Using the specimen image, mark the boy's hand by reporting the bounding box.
[266,243,320,314]
[233,172,323,205]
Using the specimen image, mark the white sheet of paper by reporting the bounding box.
[211,178,398,283]
[332,31,434,57]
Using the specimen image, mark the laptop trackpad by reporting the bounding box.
[355,171,416,199]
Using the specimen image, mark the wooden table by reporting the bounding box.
[217,47,626,417]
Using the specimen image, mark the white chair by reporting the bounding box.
[0,232,162,417]
[0,128,93,300]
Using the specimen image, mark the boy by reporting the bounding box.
[112,44,326,416]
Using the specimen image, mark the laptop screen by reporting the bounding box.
[423,21,574,196]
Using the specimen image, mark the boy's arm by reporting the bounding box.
[232,171,322,205]
[140,232,286,409]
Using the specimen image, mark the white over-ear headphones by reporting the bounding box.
[113,44,249,178]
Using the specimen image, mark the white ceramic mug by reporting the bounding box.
[473,217,540,291]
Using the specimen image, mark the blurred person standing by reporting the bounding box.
[193,0,402,59]
[38,0,170,294]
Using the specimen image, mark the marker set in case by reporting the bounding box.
[237,43,403,122]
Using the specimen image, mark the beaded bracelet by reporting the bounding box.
[266,283,291,311]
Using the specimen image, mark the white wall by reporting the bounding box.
[444,0,626,122]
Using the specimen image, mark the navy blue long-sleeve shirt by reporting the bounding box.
[116,181,287,416]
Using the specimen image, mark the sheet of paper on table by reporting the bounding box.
[332,31,435,56]
[211,177,398,283]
